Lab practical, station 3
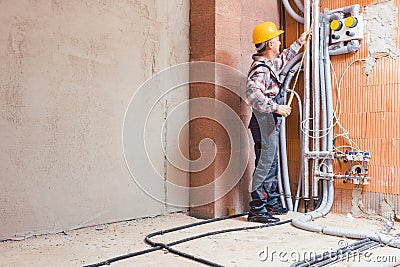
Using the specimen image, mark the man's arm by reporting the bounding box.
[273,30,311,71]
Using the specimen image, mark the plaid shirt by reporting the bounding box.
[246,40,302,113]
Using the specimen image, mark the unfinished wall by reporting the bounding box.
[279,0,400,217]
[0,0,190,240]
[320,0,400,217]
[189,0,280,218]
[280,0,400,217]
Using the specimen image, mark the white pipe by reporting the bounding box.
[282,0,304,23]
[302,0,311,209]
[325,4,360,19]
[290,3,400,251]
[329,40,360,56]
[277,150,287,209]
[293,0,304,13]
[282,61,304,212]
[280,56,304,211]
[292,3,332,230]
[311,0,321,202]
[279,118,294,210]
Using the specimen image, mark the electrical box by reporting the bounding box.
[330,15,364,44]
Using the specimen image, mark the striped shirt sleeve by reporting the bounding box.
[273,40,302,71]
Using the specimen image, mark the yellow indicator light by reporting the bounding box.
[330,20,342,31]
[345,16,358,28]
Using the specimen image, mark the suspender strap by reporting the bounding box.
[248,63,282,87]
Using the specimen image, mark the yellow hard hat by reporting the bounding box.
[252,21,284,44]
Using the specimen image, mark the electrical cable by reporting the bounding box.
[146,219,292,267]
[292,232,400,267]
[83,213,291,267]
[313,241,380,267]
[291,238,373,267]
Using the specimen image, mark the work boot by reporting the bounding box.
[247,210,280,223]
[266,204,288,215]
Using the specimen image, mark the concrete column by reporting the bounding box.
[189,0,280,218]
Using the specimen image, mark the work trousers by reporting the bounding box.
[249,110,282,214]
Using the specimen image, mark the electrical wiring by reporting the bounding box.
[330,59,367,153]
[299,58,366,142]
[83,213,292,267]
[292,232,400,267]
[299,58,370,172]
[300,118,334,139]
[330,53,391,154]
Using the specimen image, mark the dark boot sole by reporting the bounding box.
[247,217,280,223]
[267,210,288,215]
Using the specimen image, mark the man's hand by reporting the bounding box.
[276,105,292,117]
[298,30,312,45]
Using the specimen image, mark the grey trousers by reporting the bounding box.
[249,111,282,214]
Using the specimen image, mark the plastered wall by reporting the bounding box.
[0,0,190,240]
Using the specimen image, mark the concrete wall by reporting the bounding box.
[0,0,190,240]
[189,0,280,218]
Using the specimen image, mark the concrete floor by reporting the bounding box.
[1,212,400,267]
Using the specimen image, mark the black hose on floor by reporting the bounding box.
[82,246,162,267]
[292,232,400,267]
[146,218,292,266]
[312,241,380,267]
[83,212,291,267]
[292,238,375,267]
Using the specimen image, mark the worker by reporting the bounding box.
[246,21,310,223]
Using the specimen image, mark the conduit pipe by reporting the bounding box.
[283,61,304,212]
[277,53,304,211]
[291,6,400,249]
[293,0,304,13]
[302,0,311,211]
[319,23,329,215]
[279,116,294,210]
[325,4,360,19]
[290,87,304,212]
[329,40,360,56]
[278,54,305,211]
[277,152,287,209]
[282,0,304,23]
[311,0,321,207]
[292,1,335,235]
[279,53,303,79]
